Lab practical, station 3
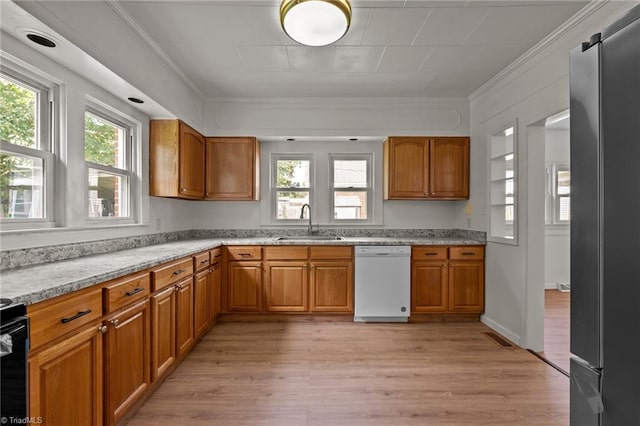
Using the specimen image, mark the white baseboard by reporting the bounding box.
[545,282,558,289]
[480,315,522,347]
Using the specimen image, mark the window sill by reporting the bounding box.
[0,222,148,236]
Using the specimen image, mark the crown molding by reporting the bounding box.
[204,96,469,105]
[468,0,609,103]
[105,0,206,103]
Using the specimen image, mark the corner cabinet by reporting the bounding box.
[205,137,260,200]
[384,136,469,200]
[150,119,205,200]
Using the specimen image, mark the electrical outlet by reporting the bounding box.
[465,203,472,215]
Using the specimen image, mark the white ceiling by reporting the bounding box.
[114,0,587,99]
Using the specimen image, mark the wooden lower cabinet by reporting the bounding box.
[411,246,485,314]
[449,261,485,313]
[29,323,104,426]
[151,285,176,381]
[104,299,150,426]
[227,261,262,312]
[175,277,194,357]
[264,261,308,312]
[309,261,353,313]
[193,270,210,339]
[412,260,448,313]
[209,262,221,321]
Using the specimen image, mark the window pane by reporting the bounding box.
[0,152,44,218]
[490,205,514,239]
[276,191,308,219]
[334,160,367,188]
[0,77,37,148]
[276,160,309,188]
[85,112,125,168]
[557,170,570,195]
[88,168,128,218]
[334,191,367,219]
[559,196,570,221]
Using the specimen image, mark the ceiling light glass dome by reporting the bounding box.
[280,0,352,47]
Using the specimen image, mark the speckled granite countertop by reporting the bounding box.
[0,236,484,306]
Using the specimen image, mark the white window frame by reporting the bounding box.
[0,64,56,229]
[84,98,139,224]
[545,163,570,225]
[329,153,373,224]
[271,153,314,224]
[488,122,518,245]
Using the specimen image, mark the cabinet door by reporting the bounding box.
[193,270,210,340]
[209,263,221,321]
[384,137,429,199]
[29,324,103,426]
[412,260,449,313]
[227,261,263,312]
[205,137,259,200]
[151,285,176,381]
[264,261,308,312]
[449,261,485,313]
[429,137,469,199]
[309,261,354,313]
[178,122,205,199]
[175,277,195,357]
[104,299,150,426]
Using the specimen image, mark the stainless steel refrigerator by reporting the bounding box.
[569,4,640,425]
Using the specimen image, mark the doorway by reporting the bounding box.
[539,109,571,373]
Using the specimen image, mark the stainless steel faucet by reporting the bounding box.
[300,203,314,236]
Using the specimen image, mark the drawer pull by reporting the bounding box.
[238,253,252,257]
[213,254,221,258]
[424,253,438,256]
[61,309,92,324]
[125,287,145,297]
[200,260,209,264]
[173,269,187,275]
[210,266,218,271]
[462,252,476,256]
[111,319,120,327]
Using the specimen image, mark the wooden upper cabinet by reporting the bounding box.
[150,119,205,200]
[384,136,470,200]
[384,137,429,199]
[205,137,260,200]
[429,137,469,199]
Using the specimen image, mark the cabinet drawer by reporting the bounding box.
[449,246,485,260]
[210,248,222,266]
[103,271,150,314]
[151,258,193,291]
[193,252,210,271]
[226,246,262,261]
[309,246,352,260]
[28,288,103,350]
[412,246,448,260]
[265,246,308,260]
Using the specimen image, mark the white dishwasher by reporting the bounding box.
[354,246,411,322]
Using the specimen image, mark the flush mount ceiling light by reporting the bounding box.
[280,0,351,47]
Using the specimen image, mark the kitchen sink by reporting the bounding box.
[276,236,344,241]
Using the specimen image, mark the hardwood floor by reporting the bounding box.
[126,322,568,426]
[541,290,570,373]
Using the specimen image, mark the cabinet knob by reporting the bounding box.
[98,325,108,334]
[111,319,120,327]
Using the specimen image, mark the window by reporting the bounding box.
[545,164,570,224]
[272,154,313,221]
[489,124,517,244]
[0,68,54,225]
[330,154,372,223]
[84,106,134,220]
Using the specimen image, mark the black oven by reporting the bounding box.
[0,298,29,420]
